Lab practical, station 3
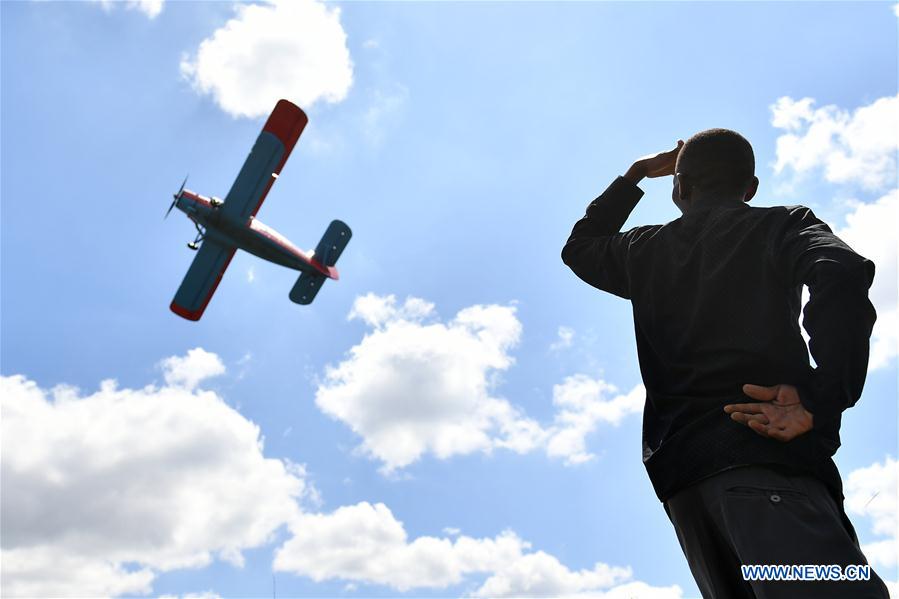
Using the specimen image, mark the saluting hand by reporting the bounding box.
[624,140,685,184]
[723,383,814,442]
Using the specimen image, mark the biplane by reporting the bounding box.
[167,99,351,321]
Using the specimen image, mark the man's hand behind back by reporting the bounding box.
[724,384,814,442]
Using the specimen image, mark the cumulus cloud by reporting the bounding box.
[547,376,645,465]
[316,294,644,471]
[0,352,306,596]
[476,558,683,598]
[274,501,681,597]
[317,294,533,471]
[159,346,226,390]
[180,0,353,118]
[770,94,898,191]
[95,0,163,19]
[2,350,673,597]
[845,456,898,569]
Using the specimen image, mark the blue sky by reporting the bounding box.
[2,1,897,597]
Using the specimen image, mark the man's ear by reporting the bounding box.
[675,173,691,203]
[743,176,760,203]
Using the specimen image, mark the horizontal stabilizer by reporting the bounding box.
[289,271,326,305]
[313,220,352,267]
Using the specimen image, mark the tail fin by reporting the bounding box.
[289,220,352,305]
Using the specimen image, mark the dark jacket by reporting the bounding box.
[562,176,876,502]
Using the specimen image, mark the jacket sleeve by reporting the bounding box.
[561,176,646,299]
[772,206,877,431]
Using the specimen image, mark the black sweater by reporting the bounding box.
[562,176,876,502]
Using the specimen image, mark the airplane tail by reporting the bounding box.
[289,220,352,305]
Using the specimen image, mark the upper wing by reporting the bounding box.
[221,99,308,221]
[170,238,237,321]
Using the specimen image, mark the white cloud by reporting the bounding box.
[317,294,532,471]
[316,294,643,471]
[247,266,255,283]
[770,94,898,191]
[95,0,163,19]
[475,554,683,598]
[550,326,575,351]
[0,351,306,596]
[844,456,898,569]
[347,292,435,328]
[546,376,644,465]
[159,346,226,390]
[274,501,681,597]
[3,351,673,597]
[180,0,353,118]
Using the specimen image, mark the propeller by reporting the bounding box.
[165,174,188,219]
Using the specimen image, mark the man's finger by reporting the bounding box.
[729,412,769,425]
[742,383,779,402]
[724,402,765,414]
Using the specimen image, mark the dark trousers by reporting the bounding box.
[664,464,890,599]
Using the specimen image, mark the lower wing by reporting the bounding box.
[170,238,236,321]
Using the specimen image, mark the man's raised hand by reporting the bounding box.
[624,140,684,184]
[723,383,814,442]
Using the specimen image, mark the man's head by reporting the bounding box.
[672,128,759,214]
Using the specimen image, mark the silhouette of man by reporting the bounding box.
[562,129,889,598]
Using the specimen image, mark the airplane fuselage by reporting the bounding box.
[176,189,336,278]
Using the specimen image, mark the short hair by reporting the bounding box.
[675,128,755,195]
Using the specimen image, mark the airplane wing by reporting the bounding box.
[221,99,308,222]
[170,238,237,321]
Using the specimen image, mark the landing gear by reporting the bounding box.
[188,221,206,250]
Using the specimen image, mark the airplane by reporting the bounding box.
[166,99,351,321]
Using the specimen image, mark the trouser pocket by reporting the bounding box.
[724,485,811,504]
[721,482,865,568]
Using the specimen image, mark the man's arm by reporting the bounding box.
[561,176,646,299]
[786,207,876,432]
[561,141,683,298]
[725,207,876,442]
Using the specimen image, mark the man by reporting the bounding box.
[561,129,889,598]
